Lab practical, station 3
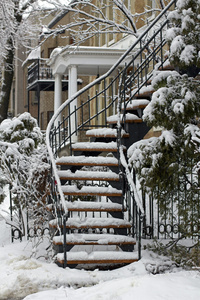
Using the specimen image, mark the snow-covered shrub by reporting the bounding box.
[146,239,200,270]
[0,113,50,237]
[127,0,200,240]
[128,72,200,236]
[166,0,200,75]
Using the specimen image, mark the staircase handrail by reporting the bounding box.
[46,0,176,215]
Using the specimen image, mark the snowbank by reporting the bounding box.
[0,199,200,300]
[0,237,199,300]
[23,270,200,300]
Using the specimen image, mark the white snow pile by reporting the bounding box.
[0,225,200,299]
[0,193,200,300]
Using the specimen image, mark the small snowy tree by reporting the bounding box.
[128,0,200,237]
[166,0,200,75]
[0,0,67,123]
[0,112,50,238]
[44,0,169,45]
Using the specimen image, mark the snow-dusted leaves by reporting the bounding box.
[166,0,200,72]
[0,113,50,236]
[143,74,200,130]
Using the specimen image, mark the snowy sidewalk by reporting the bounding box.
[0,225,199,300]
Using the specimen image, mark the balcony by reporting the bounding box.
[27,59,68,91]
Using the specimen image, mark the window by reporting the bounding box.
[47,111,54,124]
[41,112,44,130]
[48,48,55,58]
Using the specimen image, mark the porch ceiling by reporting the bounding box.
[47,46,130,76]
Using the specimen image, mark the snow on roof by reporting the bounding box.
[23,47,41,66]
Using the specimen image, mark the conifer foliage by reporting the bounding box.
[166,0,200,75]
[128,0,200,237]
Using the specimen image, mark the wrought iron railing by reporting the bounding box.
[142,159,200,240]
[27,59,54,87]
[46,0,177,261]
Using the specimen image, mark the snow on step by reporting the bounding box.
[107,113,142,123]
[122,99,150,110]
[56,251,138,264]
[61,185,122,196]
[133,85,155,97]
[46,201,123,213]
[65,200,123,211]
[157,58,174,70]
[86,128,129,138]
[72,141,124,151]
[56,155,118,166]
[53,233,136,245]
[50,217,131,229]
[57,170,119,181]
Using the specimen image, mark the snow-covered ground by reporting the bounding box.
[0,199,200,300]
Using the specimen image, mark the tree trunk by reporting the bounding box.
[0,38,14,123]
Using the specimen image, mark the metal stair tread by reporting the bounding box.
[50,217,131,229]
[158,59,174,71]
[56,155,118,166]
[58,170,119,181]
[72,141,126,152]
[56,251,138,264]
[61,185,122,196]
[53,233,136,245]
[65,200,124,212]
[122,99,150,110]
[133,85,155,97]
[107,113,142,124]
[86,128,129,138]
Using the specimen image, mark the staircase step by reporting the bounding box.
[158,59,174,71]
[107,113,142,124]
[50,217,131,229]
[61,185,122,196]
[86,128,129,138]
[122,99,150,111]
[56,251,138,265]
[47,201,124,213]
[53,233,136,246]
[56,155,118,167]
[65,201,124,212]
[133,85,155,98]
[58,170,119,181]
[72,142,126,152]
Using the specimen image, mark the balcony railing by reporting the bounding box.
[27,59,54,87]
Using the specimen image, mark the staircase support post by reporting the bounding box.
[54,73,62,125]
[138,210,142,260]
[63,214,67,268]
[68,65,78,142]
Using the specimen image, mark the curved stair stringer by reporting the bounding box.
[46,0,177,269]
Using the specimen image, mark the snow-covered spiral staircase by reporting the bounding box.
[46,1,177,268]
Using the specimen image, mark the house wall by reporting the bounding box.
[22,0,169,131]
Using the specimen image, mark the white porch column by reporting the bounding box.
[68,65,78,142]
[54,73,62,124]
